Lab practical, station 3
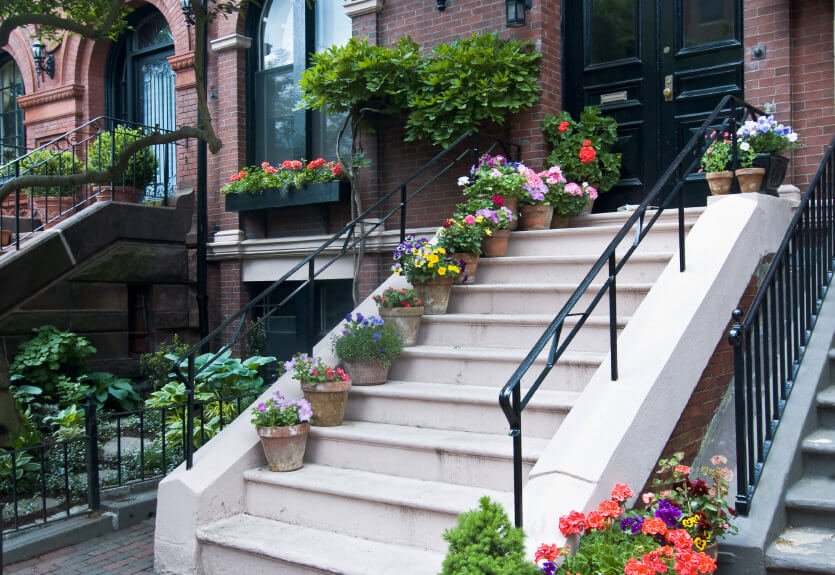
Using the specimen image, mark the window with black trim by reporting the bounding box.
[0,54,25,165]
[253,0,350,164]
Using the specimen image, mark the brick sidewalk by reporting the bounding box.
[4,518,156,575]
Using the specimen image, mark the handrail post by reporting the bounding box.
[13,160,19,251]
[84,394,101,513]
[400,185,407,244]
[728,309,750,515]
[307,260,316,355]
[511,384,523,528]
[608,253,619,380]
[678,166,686,272]
[186,355,195,469]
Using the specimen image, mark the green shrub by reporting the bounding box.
[88,125,158,190]
[19,149,81,196]
[82,372,141,411]
[138,335,190,390]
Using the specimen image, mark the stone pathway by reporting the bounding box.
[4,518,156,575]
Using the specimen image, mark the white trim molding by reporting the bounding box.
[210,34,253,53]
[344,0,384,17]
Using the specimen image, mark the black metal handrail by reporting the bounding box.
[498,95,766,527]
[172,132,521,469]
[728,136,834,515]
[0,116,182,253]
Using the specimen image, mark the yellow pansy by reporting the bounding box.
[448,265,461,274]
[437,247,446,255]
[693,537,706,551]
[485,229,493,237]
[475,216,484,223]
[438,267,447,275]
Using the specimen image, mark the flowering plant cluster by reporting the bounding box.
[737,115,799,155]
[459,154,529,200]
[538,165,598,217]
[542,107,623,193]
[250,391,313,427]
[373,287,423,309]
[392,235,462,283]
[283,353,350,387]
[438,212,489,255]
[536,483,720,575]
[221,157,347,195]
[700,132,756,173]
[644,452,738,545]
[459,196,516,231]
[333,313,404,366]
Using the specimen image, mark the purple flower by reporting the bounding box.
[296,399,313,422]
[539,561,557,575]
[256,402,266,413]
[654,499,683,528]
[620,516,645,534]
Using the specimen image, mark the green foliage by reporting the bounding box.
[43,405,86,441]
[440,496,539,575]
[406,33,541,147]
[372,287,424,309]
[542,107,622,192]
[0,1,131,42]
[559,524,659,575]
[334,314,404,367]
[82,372,141,411]
[19,149,82,196]
[138,335,190,390]
[87,125,159,189]
[250,393,312,427]
[244,320,267,357]
[437,215,487,255]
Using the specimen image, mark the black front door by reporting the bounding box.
[564,0,743,211]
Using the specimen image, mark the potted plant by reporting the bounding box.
[334,313,404,385]
[733,140,764,193]
[517,165,553,231]
[460,154,528,229]
[392,235,462,313]
[460,197,515,257]
[284,353,351,426]
[250,391,313,472]
[88,125,159,202]
[737,115,800,195]
[19,149,83,223]
[222,158,350,211]
[437,207,488,284]
[546,178,597,228]
[699,133,734,195]
[373,287,424,346]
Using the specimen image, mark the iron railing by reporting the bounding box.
[498,95,767,527]
[728,136,835,515]
[172,131,521,469]
[0,116,182,253]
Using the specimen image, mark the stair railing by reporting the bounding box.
[499,95,766,528]
[171,132,521,470]
[0,116,180,253]
[728,136,835,515]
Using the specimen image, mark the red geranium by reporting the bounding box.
[558,510,586,536]
[579,145,597,163]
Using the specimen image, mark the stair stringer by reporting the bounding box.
[523,194,795,553]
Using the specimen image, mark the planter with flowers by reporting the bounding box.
[457,197,515,257]
[732,139,764,193]
[700,133,735,195]
[460,154,528,229]
[284,353,351,426]
[517,165,553,231]
[250,391,313,471]
[438,208,489,283]
[737,115,800,195]
[373,287,424,346]
[222,158,349,211]
[392,235,462,313]
[334,313,404,385]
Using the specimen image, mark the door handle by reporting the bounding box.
[663,75,673,102]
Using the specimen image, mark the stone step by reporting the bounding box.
[390,345,604,392]
[766,526,835,575]
[448,282,652,316]
[801,428,835,478]
[346,380,577,438]
[419,313,627,353]
[197,514,444,575]
[785,476,835,529]
[476,253,672,285]
[306,420,547,491]
[817,386,835,429]
[243,464,511,553]
[566,207,704,229]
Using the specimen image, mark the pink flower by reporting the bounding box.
[261,161,271,169]
[489,169,502,178]
[642,492,656,505]
[710,455,727,466]
[564,182,583,196]
[582,182,598,200]
[264,165,278,174]
[463,215,476,225]
[674,465,691,476]
[610,483,634,502]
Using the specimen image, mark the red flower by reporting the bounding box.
[534,543,560,562]
[403,302,412,307]
[611,482,634,502]
[442,218,454,228]
[558,121,571,133]
[579,146,597,163]
[583,140,592,147]
[330,162,345,177]
[307,157,327,170]
[491,194,504,207]
[597,499,622,519]
[586,510,609,531]
[642,516,668,536]
[558,510,586,536]
[281,160,303,170]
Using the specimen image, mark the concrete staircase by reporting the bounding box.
[766,347,835,575]
[193,211,702,574]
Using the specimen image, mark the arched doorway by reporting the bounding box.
[107,6,176,198]
[0,53,25,166]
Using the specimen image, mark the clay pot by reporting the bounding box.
[341,359,390,386]
[95,185,144,203]
[454,252,480,284]
[520,204,554,231]
[582,196,595,214]
[379,305,424,346]
[412,276,455,315]
[735,167,766,193]
[301,380,351,426]
[256,423,309,471]
[705,171,734,195]
[482,229,511,257]
[550,213,571,229]
[500,196,519,230]
[0,229,10,247]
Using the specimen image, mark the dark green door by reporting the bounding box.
[564,0,743,211]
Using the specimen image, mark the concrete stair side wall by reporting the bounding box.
[523,194,795,551]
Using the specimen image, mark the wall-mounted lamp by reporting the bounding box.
[180,0,196,26]
[436,0,447,10]
[32,40,54,79]
[506,0,531,27]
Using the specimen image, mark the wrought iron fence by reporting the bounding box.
[728,136,835,515]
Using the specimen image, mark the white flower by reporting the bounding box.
[457,176,470,187]
[788,132,798,142]
[739,141,751,151]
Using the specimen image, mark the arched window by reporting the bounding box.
[107,7,176,198]
[0,54,25,165]
[253,0,351,163]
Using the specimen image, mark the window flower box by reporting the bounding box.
[224,180,350,212]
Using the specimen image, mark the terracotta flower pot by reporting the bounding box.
[341,359,390,386]
[0,229,10,247]
[454,252,480,284]
[735,167,766,193]
[705,171,733,195]
[582,196,595,215]
[256,423,309,471]
[412,275,455,315]
[550,213,571,229]
[499,196,519,230]
[520,204,554,231]
[482,229,510,257]
[379,305,424,346]
[301,380,351,426]
[95,185,144,203]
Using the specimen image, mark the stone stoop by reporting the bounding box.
[193,209,702,574]
[766,350,835,575]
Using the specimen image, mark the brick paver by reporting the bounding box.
[5,518,156,575]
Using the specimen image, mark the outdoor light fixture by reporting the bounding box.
[31,40,54,79]
[180,0,196,26]
[506,0,531,27]
[436,0,447,10]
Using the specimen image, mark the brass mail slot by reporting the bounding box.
[600,91,628,104]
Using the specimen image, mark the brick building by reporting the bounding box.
[1,0,833,359]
